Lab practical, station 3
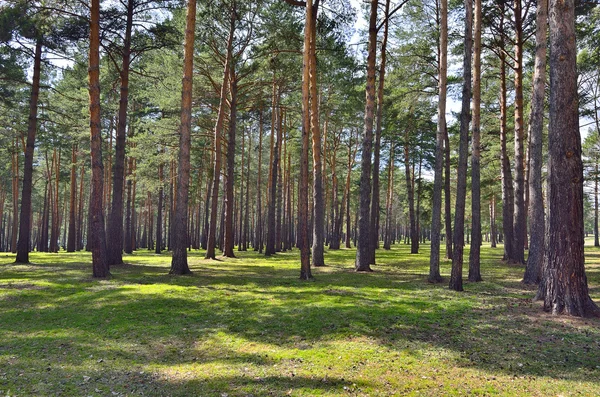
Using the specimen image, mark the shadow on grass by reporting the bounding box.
[1,244,599,395]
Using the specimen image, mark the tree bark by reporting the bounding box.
[205,7,234,260]
[223,66,237,258]
[523,0,547,284]
[88,1,110,277]
[429,0,447,282]
[309,3,325,267]
[254,109,264,252]
[15,39,42,264]
[106,0,134,266]
[156,154,164,254]
[542,0,600,316]
[355,0,378,272]
[468,0,482,282]
[511,0,526,265]
[67,144,77,252]
[299,0,316,280]
[449,0,472,291]
[384,143,394,250]
[169,0,196,274]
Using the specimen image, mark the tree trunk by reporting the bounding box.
[370,0,390,265]
[499,6,514,262]
[87,1,110,277]
[444,127,452,259]
[449,0,472,291]
[254,109,264,252]
[511,0,526,265]
[106,0,133,266]
[266,78,279,256]
[429,0,447,282]
[595,165,599,247]
[309,4,324,267]
[355,0,378,272]
[169,0,196,274]
[542,0,600,317]
[67,144,77,252]
[468,0,482,282]
[384,143,394,250]
[523,0,547,284]
[15,39,42,264]
[299,0,315,280]
[490,196,497,248]
[205,7,234,260]
[223,66,237,258]
[404,130,418,254]
[156,156,164,254]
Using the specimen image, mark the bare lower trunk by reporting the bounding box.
[355,0,378,272]
[170,0,196,274]
[449,0,472,291]
[523,0,547,284]
[542,0,599,316]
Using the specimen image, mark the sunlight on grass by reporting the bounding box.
[1,243,599,396]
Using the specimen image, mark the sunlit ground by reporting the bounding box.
[1,240,599,396]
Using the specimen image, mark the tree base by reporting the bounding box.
[428,275,444,283]
[355,266,373,272]
[169,268,193,276]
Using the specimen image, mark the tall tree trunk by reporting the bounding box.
[449,0,472,291]
[156,155,164,254]
[384,143,394,250]
[541,0,600,316]
[87,1,110,277]
[511,0,526,264]
[106,0,134,265]
[499,5,514,262]
[523,0,547,284]
[404,130,418,254]
[355,0,378,272]
[50,148,61,253]
[169,0,196,274]
[223,66,237,258]
[205,7,234,260]
[15,39,42,264]
[490,196,497,248]
[67,144,77,252]
[11,138,19,253]
[309,4,325,267]
[266,78,279,256]
[370,0,391,264]
[254,109,264,252]
[276,109,284,252]
[444,127,452,259]
[595,166,599,247]
[299,0,316,280]
[468,0,483,282]
[429,0,447,282]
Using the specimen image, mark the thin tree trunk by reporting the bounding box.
[170,0,196,274]
[88,1,110,277]
[468,0,482,282]
[449,0,473,291]
[309,2,324,267]
[266,77,279,256]
[254,109,264,252]
[384,143,394,250]
[370,0,391,264]
[512,0,526,265]
[67,144,77,252]
[404,130,418,254]
[156,155,164,254]
[223,65,237,258]
[523,0,547,284]
[429,0,447,281]
[205,7,234,260]
[444,127,452,259]
[15,39,42,264]
[490,196,497,248]
[355,0,378,272]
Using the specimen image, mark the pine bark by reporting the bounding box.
[205,8,234,260]
[169,0,196,274]
[449,0,472,291]
[542,0,599,316]
[15,39,42,263]
[468,0,482,282]
[88,0,110,278]
[429,0,447,281]
[511,0,526,264]
[355,0,378,272]
[523,0,547,284]
[223,67,237,258]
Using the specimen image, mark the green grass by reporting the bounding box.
[1,242,599,396]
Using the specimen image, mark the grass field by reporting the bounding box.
[1,242,599,396]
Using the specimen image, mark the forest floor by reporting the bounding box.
[1,242,599,396]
